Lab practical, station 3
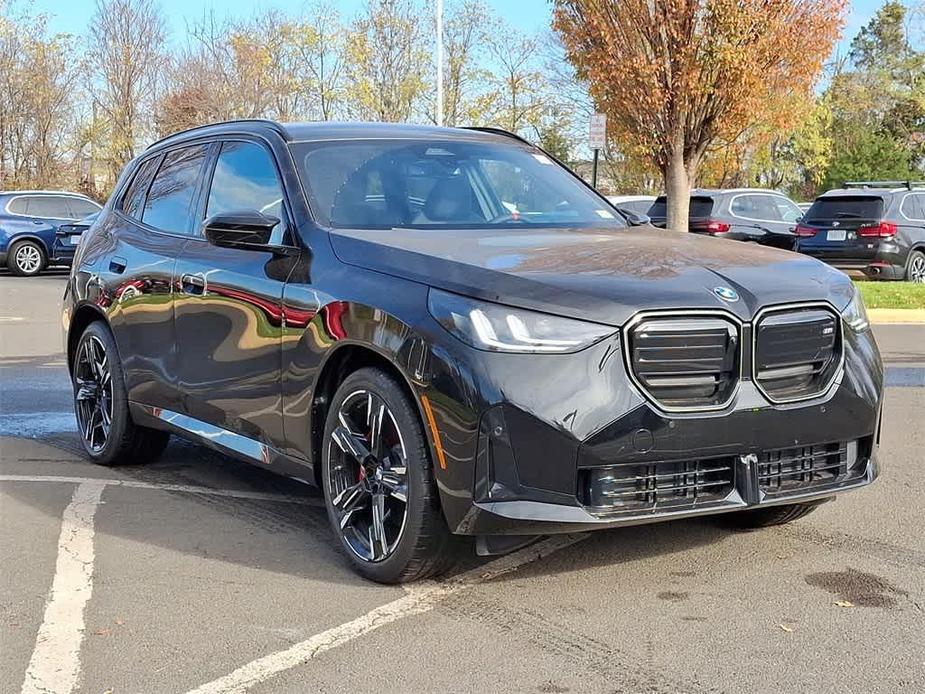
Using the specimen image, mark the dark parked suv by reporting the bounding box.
[0,190,101,275]
[649,188,803,249]
[64,120,882,582]
[796,182,925,282]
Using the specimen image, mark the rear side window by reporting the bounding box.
[648,196,714,219]
[142,145,209,233]
[206,141,285,221]
[122,157,161,219]
[900,193,925,221]
[804,196,884,223]
[66,198,101,219]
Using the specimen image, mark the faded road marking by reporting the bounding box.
[0,474,323,506]
[21,481,105,694]
[185,534,588,694]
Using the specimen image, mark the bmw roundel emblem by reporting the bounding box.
[713,286,739,302]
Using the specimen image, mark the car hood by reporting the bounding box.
[329,226,853,326]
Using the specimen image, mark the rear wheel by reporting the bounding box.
[718,501,823,531]
[907,250,925,283]
[71,321,169,466]
[322,367,457,583]
[7,239,46,276]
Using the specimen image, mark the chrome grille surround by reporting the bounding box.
[622,309,742,413]
[752,302,844,405]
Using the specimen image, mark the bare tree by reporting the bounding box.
[344,0,428,122]
[293,3,347,121]
[0,6,79,188]
[88,0,167,179]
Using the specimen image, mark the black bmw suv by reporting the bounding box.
[796,182,925,282]
[64,120,882,583]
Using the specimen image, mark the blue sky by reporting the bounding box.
[27,0,903,58]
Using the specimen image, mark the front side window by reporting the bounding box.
[142,144,209,233]
[731,194,802,223]
[294,139,627,230]
[206,142,286,221]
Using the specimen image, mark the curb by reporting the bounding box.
[868,308,925,325]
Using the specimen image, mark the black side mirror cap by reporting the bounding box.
[203,210,280,250]
[617,208,651,226]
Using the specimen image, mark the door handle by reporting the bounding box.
[109,256,127,274]
[181,273,206,295]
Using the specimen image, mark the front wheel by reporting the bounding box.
[71,321,169,465]
[7,239,46,276]
[322,368,457,583]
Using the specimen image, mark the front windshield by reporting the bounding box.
[293,138,627,230]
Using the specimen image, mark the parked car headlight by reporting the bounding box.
[428,288,615,353]
[841,287,870,333]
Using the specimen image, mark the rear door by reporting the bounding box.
[174,139,294,448]
[798,196,885,262]
[101,144,210,411]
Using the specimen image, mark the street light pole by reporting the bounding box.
[436,0,444,127]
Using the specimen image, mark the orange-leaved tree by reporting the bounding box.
[553,0,846,232]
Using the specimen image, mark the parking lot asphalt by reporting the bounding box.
[1,273,924,694]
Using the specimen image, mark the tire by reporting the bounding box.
[7,239,46,276]
[718,501,823,531]
[71,321,170,466]
[321,367,457,583]
[906,250,925,283]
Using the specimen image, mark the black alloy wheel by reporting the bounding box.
[322,368,457,583]
[74,334,113,453]
[328,388,410,562]
[71,321,169,465]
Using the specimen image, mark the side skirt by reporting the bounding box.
[129,402,317,485]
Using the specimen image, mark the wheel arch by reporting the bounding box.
[66,303,109,374]
[309,341,424,486]
[7,232,52,256]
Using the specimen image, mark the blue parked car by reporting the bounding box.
[0,191,102,276]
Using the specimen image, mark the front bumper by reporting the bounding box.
[424,315,883,537]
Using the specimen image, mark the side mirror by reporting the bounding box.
[203,210,280,250]
[617,208,651,226]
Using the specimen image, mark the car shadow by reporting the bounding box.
[2,430,732,588]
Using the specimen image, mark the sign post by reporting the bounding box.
[589,112,606,189]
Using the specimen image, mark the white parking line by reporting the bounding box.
[0,475,323,506]
[21,481,106,694]
[185,534,588,694]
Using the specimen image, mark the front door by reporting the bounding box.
[174,140,294,448]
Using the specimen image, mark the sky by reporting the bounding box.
[26,0,900,59]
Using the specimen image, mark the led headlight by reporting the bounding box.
[428,288,615,353]
[841,286,870,333]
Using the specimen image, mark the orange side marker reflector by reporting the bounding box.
[419,394,447,470]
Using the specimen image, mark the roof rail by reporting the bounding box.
[146,119,288,151]
[843,180,925,190]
